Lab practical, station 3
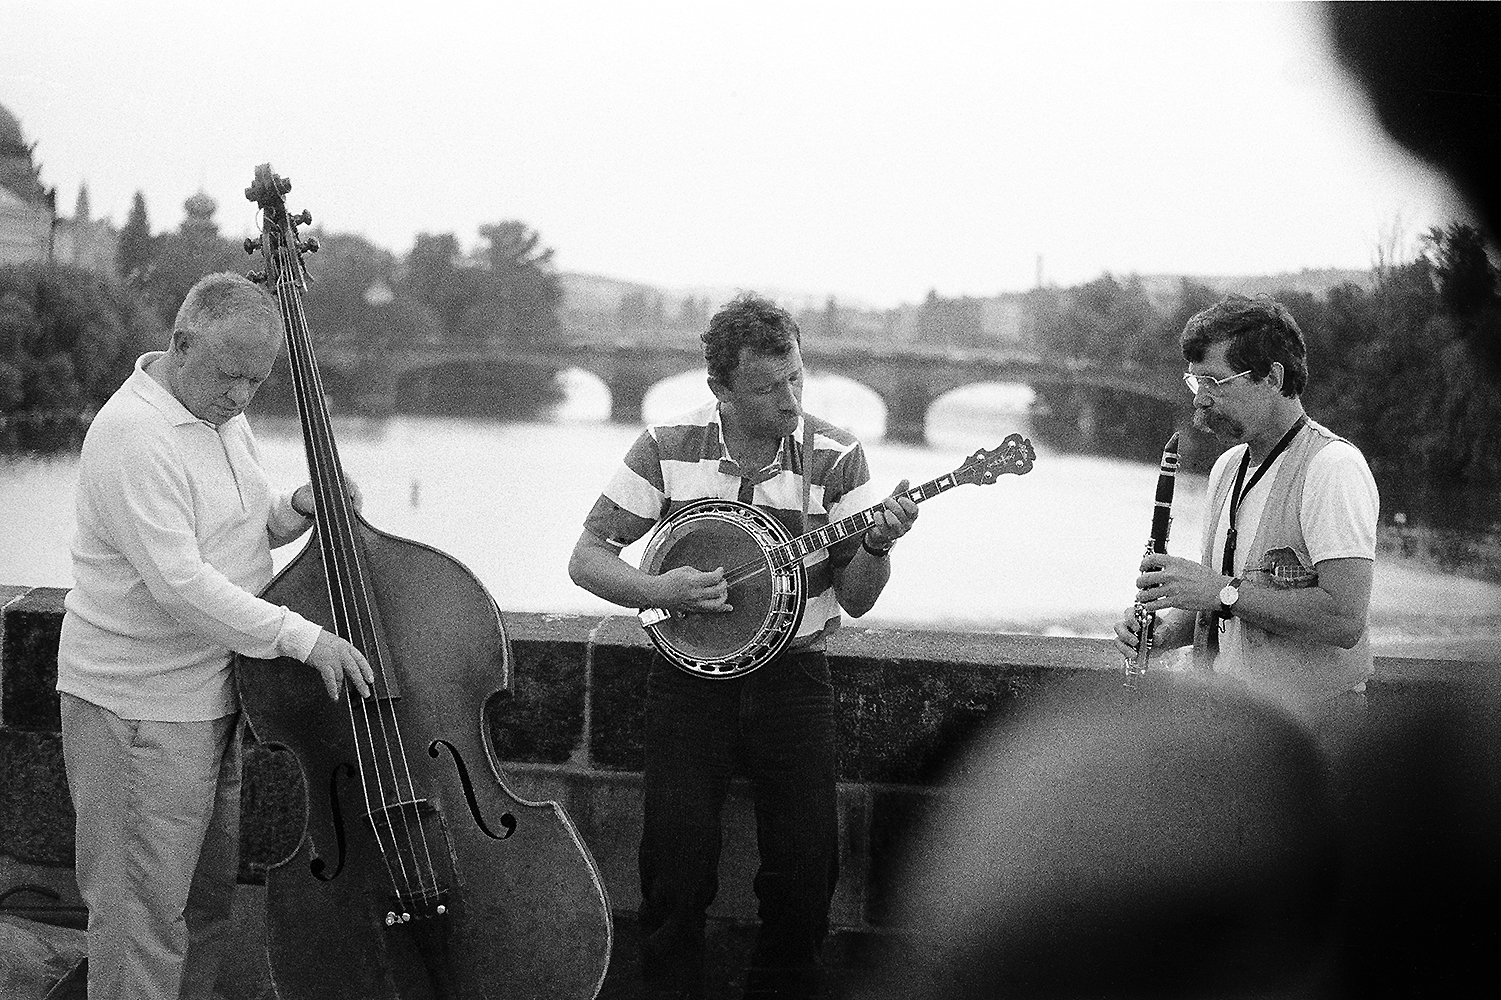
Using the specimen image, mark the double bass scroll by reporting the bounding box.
[235,163,611,1000]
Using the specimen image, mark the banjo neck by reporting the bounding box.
[767,475,958,571]
[719,435,1038,586]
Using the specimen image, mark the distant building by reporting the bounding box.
[0,100,118,273]
[0,101,54,266]
[53,183,119,273]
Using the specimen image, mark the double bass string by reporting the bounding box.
[272,244,443,916]
[271,254,401,880]
[274,254,433,912]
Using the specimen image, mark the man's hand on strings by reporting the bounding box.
[306,631,375,701]
[291,478,364,519]
[653,565,732,614]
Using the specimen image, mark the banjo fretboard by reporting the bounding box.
[770,474,962,570]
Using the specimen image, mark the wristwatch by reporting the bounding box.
[1218,576,1243,616]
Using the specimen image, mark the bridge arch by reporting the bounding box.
[370,342,1179,446]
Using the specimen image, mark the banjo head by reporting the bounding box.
[639,499,806,678]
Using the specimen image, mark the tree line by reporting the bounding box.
[1023,223,1501,528]
[5,190,1499,531]
[0,189,569,449]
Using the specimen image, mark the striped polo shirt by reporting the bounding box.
[583,401,884,643]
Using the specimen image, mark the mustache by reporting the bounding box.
[1194,408,1244,439]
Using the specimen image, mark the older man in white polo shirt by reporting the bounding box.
[56,272,374,1000]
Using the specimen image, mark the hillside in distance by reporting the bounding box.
[561,267,1376,317]
[556,266,1379,350]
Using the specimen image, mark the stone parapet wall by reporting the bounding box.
[3,583,1495,989]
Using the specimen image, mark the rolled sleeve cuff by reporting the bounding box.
[277,611,323,663]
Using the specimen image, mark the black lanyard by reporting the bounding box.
[1220,415,1306,577]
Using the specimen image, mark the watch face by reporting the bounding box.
[1219,584,1239,606]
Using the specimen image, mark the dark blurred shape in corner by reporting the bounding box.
[1324,2,1501,381]
[848,672,1501,1000]
[850,675,1343,1000]
[1324,2,1500,242]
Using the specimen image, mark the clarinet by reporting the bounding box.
[1126,432,1180,687]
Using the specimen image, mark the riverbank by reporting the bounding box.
[5,409,1500,664]
[857,544,1501,664]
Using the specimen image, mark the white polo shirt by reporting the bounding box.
[58,353,322,721]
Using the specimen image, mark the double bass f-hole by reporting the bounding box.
[429,739,518,841]
[307,744,517,887]
[309,761,357,883]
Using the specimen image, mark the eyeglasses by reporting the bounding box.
[1182,369,1253,395]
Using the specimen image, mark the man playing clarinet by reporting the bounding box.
[1114,294,1379,732]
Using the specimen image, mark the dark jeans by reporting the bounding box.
[639,650,840,1000]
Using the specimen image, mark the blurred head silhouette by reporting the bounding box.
[859,674,1341,1000]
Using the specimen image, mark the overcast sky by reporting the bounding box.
[0,0,1472,307]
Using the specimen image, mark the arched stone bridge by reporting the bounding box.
[340,340,1181,443]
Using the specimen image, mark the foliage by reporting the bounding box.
[397,221,564,349]
[389,221,566,415]
[299,231,442,352]
[402,232,469,335]
[0,261,160,450]
[916,290,984,347]
[116,191,155,283]
[1022,224,1501,529]
[456,221,564,348]
[1024,275,1188,464]
[617,289,666,337]
[135,206,245,324]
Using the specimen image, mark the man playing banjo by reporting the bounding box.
[569,292,918,1000]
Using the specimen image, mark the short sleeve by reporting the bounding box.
[582,429,668,547]
[1301,441,1379,564]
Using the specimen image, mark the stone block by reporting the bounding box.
[861,784,939,929]
[0,729,73,867]
[563,772,644,916]
[487,630,590,765]
[589,642,655,773]
[1,587,67,732]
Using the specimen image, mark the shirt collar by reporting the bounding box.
[127,352,210,428]
[711,403,798,483]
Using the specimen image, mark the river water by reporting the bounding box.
[5,374,1500,657]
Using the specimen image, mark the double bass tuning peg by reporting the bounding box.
[301,236,320,253]
[243,237,259,256]
[294,209,313,227]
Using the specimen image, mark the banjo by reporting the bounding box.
[637,432,1036,678]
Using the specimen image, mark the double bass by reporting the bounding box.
[235,164,611,999]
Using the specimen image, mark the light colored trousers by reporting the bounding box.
[59,693,242,1000]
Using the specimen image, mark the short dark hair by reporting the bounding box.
[1181,294,1308,398]
[702,292,801,388]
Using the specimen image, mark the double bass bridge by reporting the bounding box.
[386,885,452,926]
[364,797,454,925]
